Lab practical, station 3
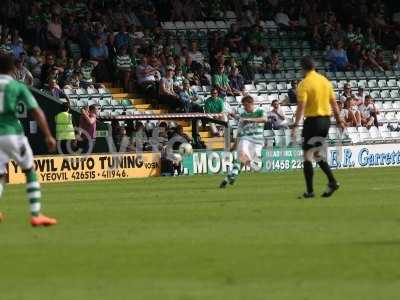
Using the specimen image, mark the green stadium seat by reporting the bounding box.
[355,70,366,79]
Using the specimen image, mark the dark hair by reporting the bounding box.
[300,56,315,71]
[0,54,15,74]
[271,99,279,105]
[62,102,70,112]
[242,95,254,104]
[88,104,97,111]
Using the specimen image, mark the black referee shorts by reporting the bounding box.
[302,116,330,151]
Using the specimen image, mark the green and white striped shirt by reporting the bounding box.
[116,55,133,71]
[238,109,266,145]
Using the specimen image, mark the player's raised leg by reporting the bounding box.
[220,143,249,188]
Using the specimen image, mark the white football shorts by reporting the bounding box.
[237,139,263,162]
[0,135,34,174]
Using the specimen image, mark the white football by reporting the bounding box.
[179,143,193,156]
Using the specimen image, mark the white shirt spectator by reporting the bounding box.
[268,108,288,129]
[354,91,365,105]
[275,12,291,27]
[136,63,157,84]
[188,50,204,65]
[359,103,377,118]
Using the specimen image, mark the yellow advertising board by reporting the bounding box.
[8,153,161,184]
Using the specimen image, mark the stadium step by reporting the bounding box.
[135,104,152,111]
[131,98,148,105]
[199,131,213,138]
[112,93,135,99]
[109,88,124,94]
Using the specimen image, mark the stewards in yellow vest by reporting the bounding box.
[55,102,75,154]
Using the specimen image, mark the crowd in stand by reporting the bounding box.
[1,0,400,141]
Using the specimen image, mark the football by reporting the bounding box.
[179,143,193,156]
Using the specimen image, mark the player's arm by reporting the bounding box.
[241,117,267,123]
[291,83,306,140]
[241,110,268,123]
[293,101,305,128]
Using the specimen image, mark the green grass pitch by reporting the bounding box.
[1,167,400,300]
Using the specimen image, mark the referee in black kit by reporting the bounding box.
[291,56,345,198]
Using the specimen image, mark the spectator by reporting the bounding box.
[40,54,63,86]
[392,45,400,70]
[268,100,289,129]
[229,67,245,95]
[27,46,43,85]
[247,47,267,78]
[337,101,349,125]
[347,42,364,69]
[354,87,366,105]
[204,87,225,136]
[0,33,12,55]
[345,23,357,46]
[247,25,265,49]
[359,95,379,128]
[78,105,98,154]
[173,68,185,91]
[48,78,66,98]
[265,50,281,74]
[79,61,95,88]
[212,64,233,97]
[285,80,298,105]
[226,23,242,52]
[375,49,389,70]
[9,33,24,59]
[326,40,350,71]
[343,97,361,127]
[364,48,385,71]
[158,65,181,111]
[55,48,68,70]
[90,36,108,62]
[178,79,203,113]
[340,83,354,102]
[331,23,346,44]
[47,14,63,50]
[275,6,299,30]
[170,125,192,150]
[188,41,205,66]
[55,102,76,154]
[61,58,76,87]
[114,25,129,50]
[136,56,159,95]
[12,58,33,86]
[115,46,133,92]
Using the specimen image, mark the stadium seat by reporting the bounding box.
[346,127,360,144]
[355,70,366,79]
[367,80,378,90]
[369,126,382,142]
[380,90,390,100]
[390,90,400,101]
[382,101,393,111]
[358,127,373,143]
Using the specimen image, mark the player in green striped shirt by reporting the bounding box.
[0,54,57,226]
[220,95,267,188]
